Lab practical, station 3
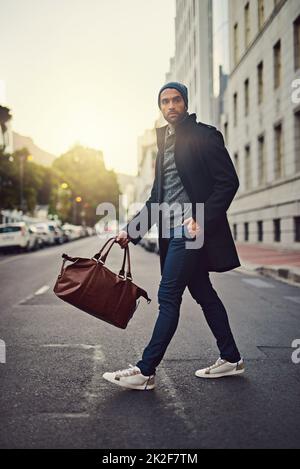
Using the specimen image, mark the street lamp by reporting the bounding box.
[19,152,33,213]
[73,196,82,224]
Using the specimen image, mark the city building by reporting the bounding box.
[174,0,214,122]
[223,0,300,248]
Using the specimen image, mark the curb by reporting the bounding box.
[255,265,300,286]
[237,262,300,287]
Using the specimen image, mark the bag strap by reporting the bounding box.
[93,236,133,280]
[92,236,116,261]
[118,245,132,280]
[58,253,80,277]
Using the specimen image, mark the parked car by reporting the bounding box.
[48,223,64,245]
[33,223,56,246]
[28,225,43,250]
[85,226,95,236]
[61,223,82,241]
[143,225,159,253]
[0,222,38,252]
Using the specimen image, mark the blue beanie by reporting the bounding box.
[158,82,188,109]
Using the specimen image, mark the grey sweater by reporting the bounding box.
[161,120,192,229]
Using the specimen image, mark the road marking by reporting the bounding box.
[284,296,300,304]
[41,344,95,349]
[34,285,50,295]
[38,412,90,419]
[41,344,106,406]
[242,278,275,288]
[18,285,50,304]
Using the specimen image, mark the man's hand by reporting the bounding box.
[182,217,202,238]
[115,230,131,249]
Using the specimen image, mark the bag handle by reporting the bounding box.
[58,253,81,277]
[93,236,132,280]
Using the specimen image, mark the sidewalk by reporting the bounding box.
[235,242,300,286]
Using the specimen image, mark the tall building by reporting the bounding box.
[174,0,214,122]
[223,0,300,248]
[212,0,230,126]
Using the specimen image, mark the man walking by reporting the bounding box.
[103,82,244,391]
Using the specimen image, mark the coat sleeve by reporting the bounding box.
[199,129,239,233]
[120,156,159,245]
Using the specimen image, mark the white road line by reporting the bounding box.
[242,278,275,288]
[38,412,90,419]
[34,285,50,295]
[284,296,300,304]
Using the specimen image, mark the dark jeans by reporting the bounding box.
[136,225,241,376]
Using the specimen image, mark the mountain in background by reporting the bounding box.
[13,132,57,166]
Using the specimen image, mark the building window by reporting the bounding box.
[233,223,237,241]
[233,92,238,126]
[273,218,281,242]
[273,39,281,89]
[257,221,263,242]
[244,222,249,241]
[294,216,300,242]
[245,145,252,190]
[294,15,300,71]
[295,111,300,173]
[234,152,239,176]
[274,122,283,179]
[224,122,228,143]
[244,78,249,116]
[258,0,265,30]
[258,134,266,185]
[234,23,239,66]
[244,2,250,48]
[257,61,264,104]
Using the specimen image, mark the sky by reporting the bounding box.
[0,0,176,175]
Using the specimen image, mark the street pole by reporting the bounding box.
[19,154,25,213]
[73,199,76,224]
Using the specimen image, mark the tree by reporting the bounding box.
[0,106,12,152]
[0,147,54,214]
[52,145,121,226]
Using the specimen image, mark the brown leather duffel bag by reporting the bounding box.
[53,236,151,329]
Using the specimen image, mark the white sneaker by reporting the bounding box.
[195,357,245,379]
[102,364,155,390]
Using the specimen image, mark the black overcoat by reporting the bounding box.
[123,113,241,275]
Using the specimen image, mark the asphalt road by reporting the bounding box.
[0,235,300,449]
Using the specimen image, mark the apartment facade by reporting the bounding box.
[223,0,300,248]
[175,0,214,122]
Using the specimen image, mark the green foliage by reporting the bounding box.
[0,144,121,226]
[52,145,121,225]
[0,147,52,214]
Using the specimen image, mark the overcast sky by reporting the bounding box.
[0,0,175,175]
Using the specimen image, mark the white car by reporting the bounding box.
[143,225,159,253]
[0,222,39,252]
[34,223,56,246]
[61,223,82,241]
